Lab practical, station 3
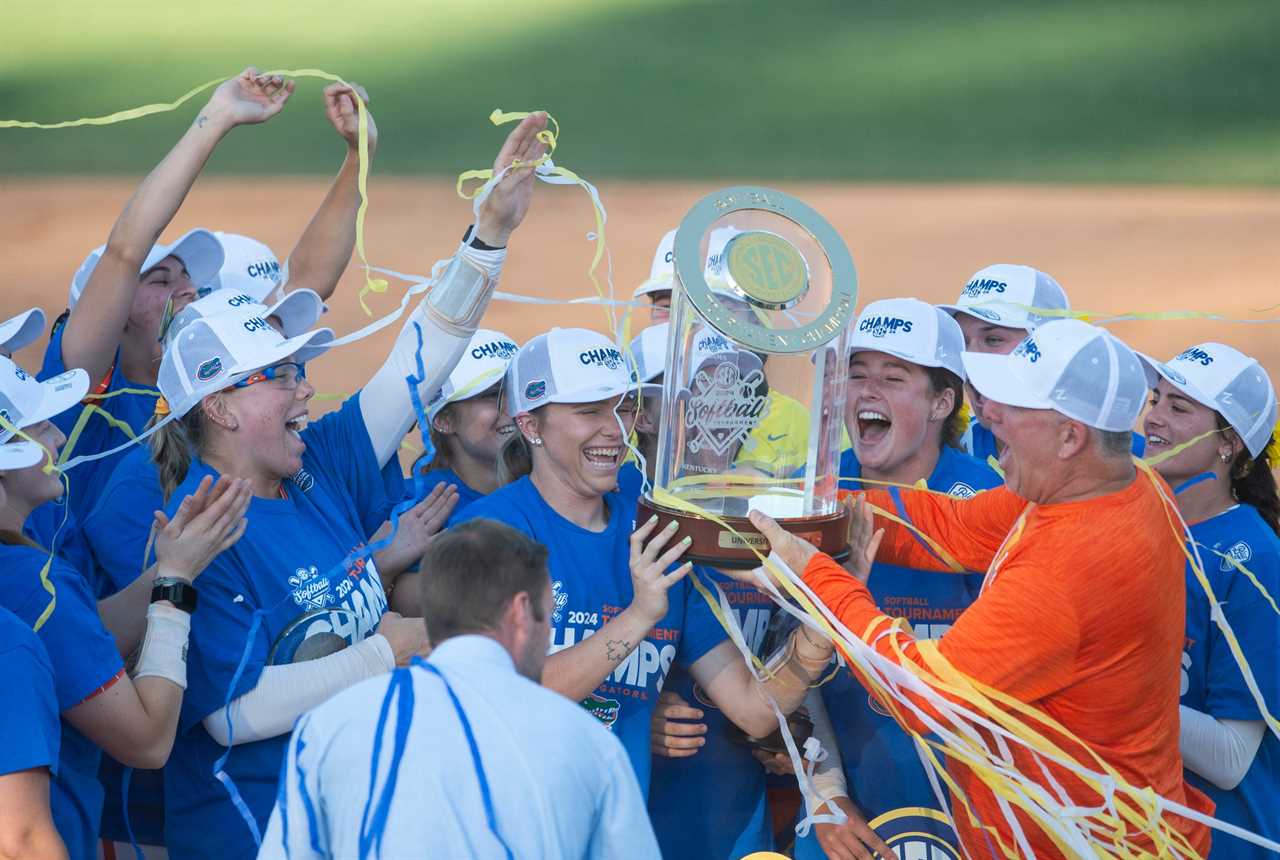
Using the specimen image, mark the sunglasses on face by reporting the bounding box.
[231,362,308,390]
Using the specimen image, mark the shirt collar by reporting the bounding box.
[428,634,516,674]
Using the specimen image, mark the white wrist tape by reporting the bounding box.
[132,602,192,689]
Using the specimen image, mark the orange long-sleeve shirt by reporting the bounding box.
[806,474,1213,858]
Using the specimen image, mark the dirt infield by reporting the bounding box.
[2,179,1278,410]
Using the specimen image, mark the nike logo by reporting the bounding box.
[767,433,787,442]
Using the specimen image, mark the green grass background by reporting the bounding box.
[2,0,1277,182]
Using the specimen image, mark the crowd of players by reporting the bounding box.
[1,68,1276,860]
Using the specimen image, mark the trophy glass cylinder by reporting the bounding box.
[637,187,857,568]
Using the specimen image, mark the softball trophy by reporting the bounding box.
[637,187,857,567]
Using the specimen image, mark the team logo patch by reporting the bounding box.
[579,347,625,370]
[946,481,977,499]
[582,693,620,729]
[962,277,1007,297]
[695,332,734,355]
[525,379,547,401]
[471,339,518,361]
[288,565,334,610]
[196,357,224,381]
[1177,347,1214,366]
[866,807,962,858]
[1013,338,1042,364]
[12,366,28,382]
[858,315,914,338]
[550,579,568,623]
[967,306,1001,322]
[1220,540,1252,572]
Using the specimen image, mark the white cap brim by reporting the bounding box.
[226,327,335,384]
[0,440,48,470]
[428,371,504,421]
[1135,352,1218,411]
[938,303,1034,331]
[848,341,967,381]
[25,369,91,428]
[545,378,637,408]
[0,308,46,353]
[143,229,225,288]
[961,352,1052,411]
[633,276,673,299]
[265,289,324,338]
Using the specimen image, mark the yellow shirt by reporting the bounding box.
[734,390,850,475]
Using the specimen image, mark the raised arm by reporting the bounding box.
[278,83,377,302]
[63,68,294,383]
[862,484,1026,573]
[358,112,548,467]
[541,517,693,701]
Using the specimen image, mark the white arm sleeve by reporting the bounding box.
[202,634,395,746]
[360,240,506,466]
[259,710,328,860]
[1178,705,1266,791]
[805,687,849,803]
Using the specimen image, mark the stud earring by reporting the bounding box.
[530,437,544,447]
[1220,451,1232,463]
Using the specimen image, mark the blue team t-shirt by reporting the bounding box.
[795,444,1002,859]
[1181,504,1280,859]
[81,444,160,596]
[648,570,778,859]
[405,465,487,527]
[0,605,60,777]
[24,500,103,596]
[0,544,125,860]
[40,322,160,523]
[455,475,728,794]
[962,417,1145,464]
[163,392,404,860]
[615,460,645,502]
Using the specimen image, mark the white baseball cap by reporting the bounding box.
[634,229,677,299]
[629,322,668,389]
[939,264,1070,332]
[207,232,285,302]
[158,307,333,419]
[0,356,89,470]
[0,308,46,355]
[164,287,324,344]
[850,298,967,380]
[1139,343,1277,459]
[505,328,635,416]
[961,318,1147,433]
[427,329,520,420]
[69,229,225,309]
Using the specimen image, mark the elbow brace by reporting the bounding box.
[363,239,506,465]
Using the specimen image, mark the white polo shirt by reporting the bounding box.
[259,634,659,859]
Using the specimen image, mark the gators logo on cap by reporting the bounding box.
[525,379,547,401]
[196,357,223,381]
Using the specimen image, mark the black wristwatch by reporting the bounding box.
[462,225,505,251]
[151,577,198,614]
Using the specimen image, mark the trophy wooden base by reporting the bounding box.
[637,497,851,570]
